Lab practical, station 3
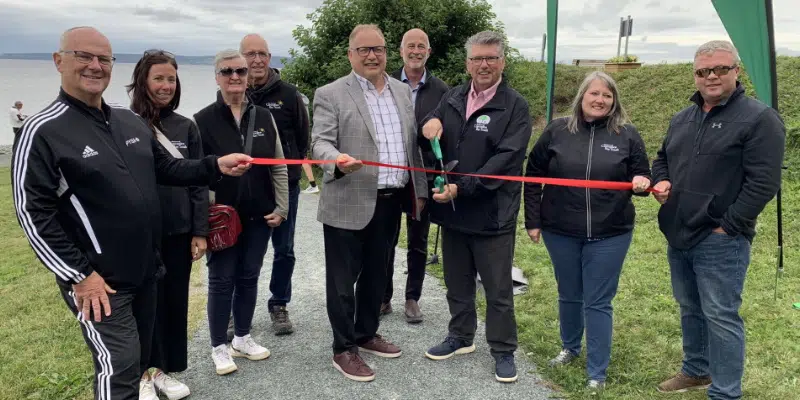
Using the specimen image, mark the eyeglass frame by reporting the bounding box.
[59,50,116,67]
[216,67,249,77]
[694,64,738,78]
[143,49,175,59]
[243,51,271,60]
[350,46,387,57]
[468,56,503,66]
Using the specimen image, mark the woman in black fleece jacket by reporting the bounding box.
[127,49,204,400]
[523,71,651,393]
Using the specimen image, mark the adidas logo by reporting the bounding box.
[82,146,99,158]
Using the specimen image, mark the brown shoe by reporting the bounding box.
[404,299,423,324]
[333,351,375,382]
[379,302,392,317]
[657,371,712,393]
[358,335,402,358]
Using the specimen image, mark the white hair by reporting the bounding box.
[695,40,740,64]
[214,49,246,72]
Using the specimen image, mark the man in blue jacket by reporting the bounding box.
[651,40,785,399]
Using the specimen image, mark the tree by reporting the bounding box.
[280,0,509,103]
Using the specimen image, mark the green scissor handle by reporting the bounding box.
[430,137,443,160]
[434,175,445,193]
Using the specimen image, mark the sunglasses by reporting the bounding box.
[217,67,248,77]
[694,65,737,78]
[143,49,175,59]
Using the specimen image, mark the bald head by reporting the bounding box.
[401,28,429,48]
[400,28,431,73]
[54,26,113,108]
[240,33,269,54]
[59,26,111,52]
[240,33,272,86]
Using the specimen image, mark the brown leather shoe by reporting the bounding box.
[657,371,712,393]
[404,299,423,324]
[332,351,375,382]
[358,335,402,358]
[379,302,392,317]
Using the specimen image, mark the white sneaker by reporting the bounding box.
[212,344,238,375]
[231,334,271,360]
[302,185,319,194]
[139,376,158,400]
[153,371,191,400]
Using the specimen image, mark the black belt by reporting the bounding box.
[377,188,402,198]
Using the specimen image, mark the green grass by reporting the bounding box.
[0,167,208,400]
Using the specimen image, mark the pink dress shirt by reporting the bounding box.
[466,78,502,120]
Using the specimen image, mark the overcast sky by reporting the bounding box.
[1,0,798,63]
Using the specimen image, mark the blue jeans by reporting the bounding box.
[668,232,750,400]
[268,181,300,311]
[206,217,273,347]
[542,230,633,382]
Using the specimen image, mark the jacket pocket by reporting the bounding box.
[675,189,715,229]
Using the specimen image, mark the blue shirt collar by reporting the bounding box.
[401,67,426,86]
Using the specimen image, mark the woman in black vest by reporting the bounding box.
[523,71,651,394]
[193,49,288,376]
[127,49,206,400]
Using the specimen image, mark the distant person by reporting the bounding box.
[11,26,252,400]
[311,23,427,382]
[652,40,784,399]
[382,28,449,324]
[421,30,531,383]
[9,100,26,137]
[240,33,309,336]
[298,91,320,194]
[193,49,288,376]
[524,71,651,394]
[126,49,207,400]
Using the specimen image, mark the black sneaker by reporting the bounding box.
[493,353,518,383]
[425,336,476,360]
[270,306,294,335]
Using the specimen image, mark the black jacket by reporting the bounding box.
[246,68,309,183]
[155,109,209,238]
[390,67,450,181]
[194,95,289,220]
[425,78,532,236]
[652,82,785,249]
[524,117,651,238]
[11,89,221,290]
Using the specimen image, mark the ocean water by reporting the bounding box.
[0,59,223,145]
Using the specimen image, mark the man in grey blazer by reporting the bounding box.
[311,23,427,383]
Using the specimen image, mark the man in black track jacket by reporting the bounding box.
[239,34,309,334]
[11,27,252,400]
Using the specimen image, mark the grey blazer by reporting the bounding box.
[311,71,427,230]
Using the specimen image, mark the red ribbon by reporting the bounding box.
[248,158,659,193]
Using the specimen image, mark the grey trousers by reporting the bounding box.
[441,228,518,355]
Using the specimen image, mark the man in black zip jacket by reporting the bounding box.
[421,31,532,383]
[383,28,449,323]
[11,27,252,400]
[239,34,309,334]
[651,40,785,399]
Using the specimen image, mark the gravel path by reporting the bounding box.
[175,193,554,400]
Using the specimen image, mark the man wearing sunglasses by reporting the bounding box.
[238,33,310,337]
[11,27,253,400]
[311,23,427,382]
[651,40,785,399]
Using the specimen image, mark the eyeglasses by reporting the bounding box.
[468,56,502,66]
[243,51,270,60]
[217,67,248,77]
[143,49,175,59]
[694,65,737,78]
[61,50,115,66]
[352,46,386,57]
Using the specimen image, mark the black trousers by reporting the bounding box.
[324,192,402,353]
[59,277,158,400]
[149,233,193,373]
[384,199,431,303]
[441,228,518,355]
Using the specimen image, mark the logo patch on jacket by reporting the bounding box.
[265,101,283,110]
[171,140,187,149]
[253,128,266,137]
[475,115,491,132]
[601,144,619,152]
[125,137,140,146]
[82,146,99,158]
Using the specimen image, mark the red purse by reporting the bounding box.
[205,106,256,252]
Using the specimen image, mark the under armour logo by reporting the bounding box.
[712,123,722,128]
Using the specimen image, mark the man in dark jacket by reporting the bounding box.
[651,40,784,399]
[382,28,449,323]
[12,26,252,400]
[240,33,310,335]
[421,30,531,383]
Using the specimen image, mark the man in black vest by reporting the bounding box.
[240,33,310,336]
[382,28,449,324]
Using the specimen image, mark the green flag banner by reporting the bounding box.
[546,0,558,122]
[711,0,778,109]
